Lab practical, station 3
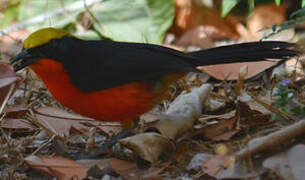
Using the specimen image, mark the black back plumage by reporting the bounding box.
[31,36,298,92]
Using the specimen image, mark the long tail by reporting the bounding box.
[187,41,299,66]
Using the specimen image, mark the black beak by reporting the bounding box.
[10,49,37,72]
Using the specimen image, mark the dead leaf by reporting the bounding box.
[141,112,161,125]
[33,107,91,137]
[0,29,29,59]
[148,84,211,140]
[0,62,20,106]
[195,101,270,141]
[1,118,36,131]
[196,117,238,141]
[248,3,287,39]
[3,106,29,118]
[119,132,175,163]
[201,154,234,178]
[199,61,278,80]
[25,155,88,180]
[77,158,110,170]
[109,158,169,180]
[202,155,264,179]
[174,25,215,49]
[95,122,122,138]
[0,107,34,131]
[173,0,240,39]
[263,144,305,180]
[187,153,212,171]
[238,101,271,127]
[77,158,112,178]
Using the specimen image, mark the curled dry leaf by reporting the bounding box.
[120,84,211,163]
[119,132,175,163]
[149,84,211,140]
[25,155,88,180]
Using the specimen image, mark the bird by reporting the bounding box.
[11,27,298,130]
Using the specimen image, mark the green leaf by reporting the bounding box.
[91,0,175,44]
[290,8,305,18]
[0,4,20,28]
[271,24,277,32]
[145,0,175,44]
[248,0,255,12]
[221,0,239,17]
[302,0,305,8]
[275,0,281,6]
[18,0,78,31]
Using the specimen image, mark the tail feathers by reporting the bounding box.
[188,41,298,66]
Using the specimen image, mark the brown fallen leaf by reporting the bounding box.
[248,3,287,39]
[32,107,91,137]
[3,106,29,118]
[201,154,234,178]
[1,118,36,132]
[194,101,270,141]
[199,60,279,81]
[119,132,175,163]
[0,62,21,107]
[25,155,88,180]
[173,0,240,39]
[77,158,110,170]
[263,144,305,180]
[109,158,169,180]
[95,121,122,138]
[1,107,35,131]
[202,154,265,179]
[174,25,215,49]
[196,116,239,141]
[0,29,28,59]
[238,101,271,127]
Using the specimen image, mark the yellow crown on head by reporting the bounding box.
[23,27,70,49]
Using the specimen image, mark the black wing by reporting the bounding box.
[53,37,298,92]
[55,37,197,92]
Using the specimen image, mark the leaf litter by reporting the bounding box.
[1,1,305,180]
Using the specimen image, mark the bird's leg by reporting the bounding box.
[68,120,139,160]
